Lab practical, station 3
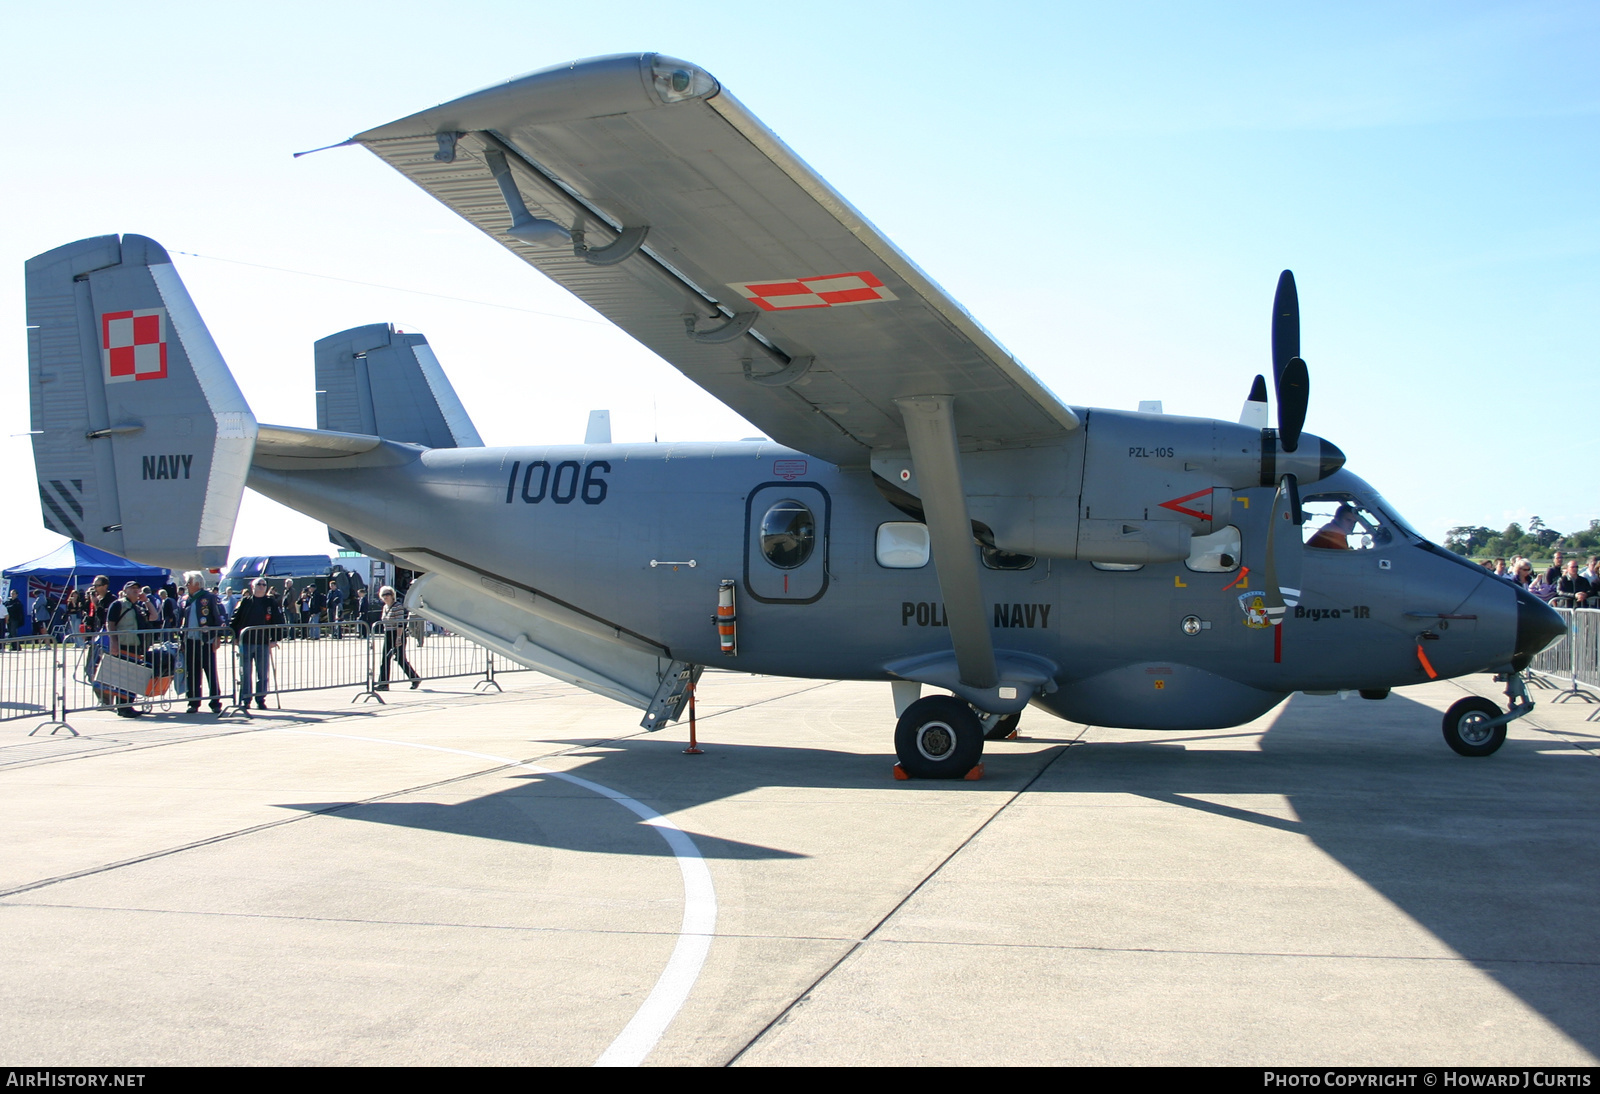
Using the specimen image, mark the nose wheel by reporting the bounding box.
[894,695,984,778]
[1441,696,1507,757]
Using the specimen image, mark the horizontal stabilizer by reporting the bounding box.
[26,235,257,569]
[255,423,382,458]
[315,323,482,448]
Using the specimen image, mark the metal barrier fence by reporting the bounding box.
[0,612,534,732]
[1527,607,1600,717]
[244,622,376,710]
[0,635,68,733]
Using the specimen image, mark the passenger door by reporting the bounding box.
[744,483,830,603]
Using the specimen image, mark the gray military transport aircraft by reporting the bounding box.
[26,53,1565,775]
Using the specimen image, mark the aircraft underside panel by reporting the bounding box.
[1037,661,1289,731]
[404,572,672,711]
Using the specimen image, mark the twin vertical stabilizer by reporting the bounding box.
[315,324,482,449]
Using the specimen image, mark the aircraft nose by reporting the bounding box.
[1512,584,1566,671]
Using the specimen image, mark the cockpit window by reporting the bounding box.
[1302,494,1392,551]
[1363,490,1425,544]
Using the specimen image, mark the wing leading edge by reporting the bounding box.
[354,53,1078,467]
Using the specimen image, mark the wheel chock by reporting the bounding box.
[892,762,985,781]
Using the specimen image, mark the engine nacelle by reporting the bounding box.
[871,406,1344,563]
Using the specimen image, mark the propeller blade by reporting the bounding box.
[1284,472,1302,526]
[1278,355,1309,453]
[1271,270,1299,386]
[1238,374,1269,429]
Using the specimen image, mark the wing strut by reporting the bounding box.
[896,395,998,690]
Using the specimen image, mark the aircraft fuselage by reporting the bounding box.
[247,429,1528,732]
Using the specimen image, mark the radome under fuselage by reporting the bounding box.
[246,425,1525,732]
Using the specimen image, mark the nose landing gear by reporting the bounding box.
[1441,672,1533,757]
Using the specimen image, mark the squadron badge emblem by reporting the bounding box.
[1239,591,1272,629]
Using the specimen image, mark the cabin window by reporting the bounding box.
[1186,525,1242,572]
[760,500,816,569]
[876,522,929,568]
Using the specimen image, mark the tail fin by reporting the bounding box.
[26,235,257,569]
[314,323,482,448]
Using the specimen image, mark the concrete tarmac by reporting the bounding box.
[2,666,1597,1066]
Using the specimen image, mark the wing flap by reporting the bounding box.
[356,55,1077,464]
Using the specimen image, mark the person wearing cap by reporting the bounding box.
[374,586,420,690]
[106,582,158,717]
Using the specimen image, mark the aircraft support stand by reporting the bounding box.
[683,680,702,755]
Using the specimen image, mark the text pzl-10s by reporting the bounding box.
[25,54,1565,774]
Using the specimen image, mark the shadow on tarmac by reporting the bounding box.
[1052,691,1600,1056]
[277,688,1600,1051]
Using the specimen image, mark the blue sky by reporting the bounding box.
[2,1,1595,565]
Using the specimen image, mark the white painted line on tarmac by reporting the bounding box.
[270,729,717,1068]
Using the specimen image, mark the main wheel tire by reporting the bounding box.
[1442,696,1506,757]
[895,695,984,779]
[984,712,1021,741]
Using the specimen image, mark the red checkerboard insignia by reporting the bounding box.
[101,308,168,384]
[728,270,897,312]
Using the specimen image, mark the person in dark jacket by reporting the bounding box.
[3,591,21,643]
[230,578,284,711]
[1553,560,1592,609]
[306,585,327,640]
[180,571,227,714]
[325,585,344,639]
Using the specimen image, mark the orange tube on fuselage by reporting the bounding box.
[717,579,737,656]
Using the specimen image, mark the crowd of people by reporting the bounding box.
[1481,551,1598,608]
[0,572,422,718]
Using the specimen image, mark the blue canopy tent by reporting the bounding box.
[3,542,170,636]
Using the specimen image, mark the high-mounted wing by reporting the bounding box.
[354,54,1078,467]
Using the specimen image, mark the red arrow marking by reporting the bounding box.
[1158,487,1214,521]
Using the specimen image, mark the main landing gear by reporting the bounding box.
[895,696,983,779]
[895,695,1009,779]
[1440,672,1534,757]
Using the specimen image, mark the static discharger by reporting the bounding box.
[716,579,737,655]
